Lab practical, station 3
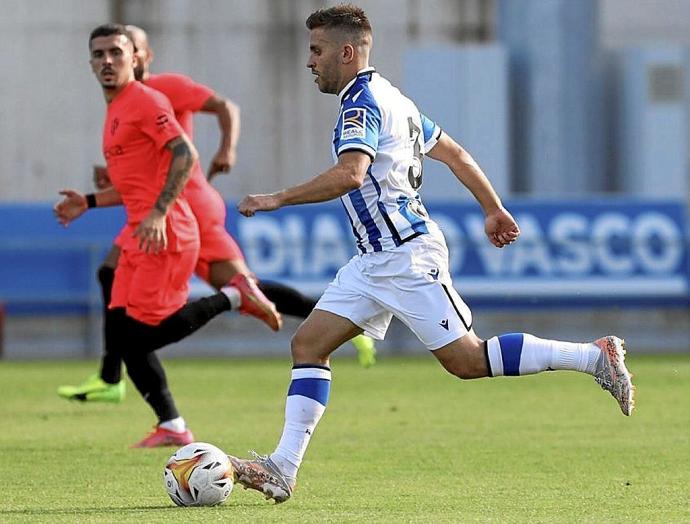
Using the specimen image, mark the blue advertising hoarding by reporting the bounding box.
[225,199,689,306]
[0,199,687,311]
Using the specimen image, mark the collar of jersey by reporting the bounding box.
[108,80,138,107]
[338,67,376,102]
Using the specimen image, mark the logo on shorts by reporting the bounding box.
[156,114,169,127]
[439,319,449,330]
[341,108,367,140]
[428,268,439,281]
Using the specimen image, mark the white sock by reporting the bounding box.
[486,333,600,376]
[221,286,241,309]
[270,366,331,480]
[159,416,186,433]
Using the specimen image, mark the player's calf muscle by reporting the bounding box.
[434,339,489,379]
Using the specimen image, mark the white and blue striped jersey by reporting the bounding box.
[332,67,443,254]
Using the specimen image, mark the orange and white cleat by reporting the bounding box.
[229,274,282,332]
[131,426,195,448]
[228,452,295,503]
[592,336,635,416]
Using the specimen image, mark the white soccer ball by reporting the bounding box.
[163,442,234,507]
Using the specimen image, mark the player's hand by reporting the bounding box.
[54,189,88,227]
[134,210,168,254]
[238,194,281,217]
[207,149,237,181]
[485,207,520,248]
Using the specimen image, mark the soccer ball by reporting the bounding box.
[163,442,234,507]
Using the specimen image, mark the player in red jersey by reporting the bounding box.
[55,24,282,447]
[58,25,377,406]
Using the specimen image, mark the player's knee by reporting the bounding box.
[290,331,312,361]
[290,329,326,364]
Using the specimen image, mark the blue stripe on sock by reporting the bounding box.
[499,333,524,376]
[288,378,331,406]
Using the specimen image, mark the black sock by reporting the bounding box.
[97,266,122,384]
[121,348,179,423]
[124,293,232,353]
[105,293,231,423]
[97,265,114,305]
[258,280,316,318]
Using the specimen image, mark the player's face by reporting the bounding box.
[130,32,152,81]
[89,34,136,90]
[307,28,343,94]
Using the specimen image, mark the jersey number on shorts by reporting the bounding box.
[407,117,424,190]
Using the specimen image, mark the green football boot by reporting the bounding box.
[57,374,125,403]
[351,334,377,368]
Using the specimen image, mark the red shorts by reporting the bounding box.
[110,246,198,325]
[112,186,244,284]
[185,182,244,282]
[195,224,244,282]
[114,225,128,249]
[113,223,243,284]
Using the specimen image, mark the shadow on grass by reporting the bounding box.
[0,501,260,516]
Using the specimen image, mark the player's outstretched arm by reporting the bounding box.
[54,187,123,227]
[202,94,240,180]
[238,151,369,217]
[427,133,519,248]
[134,135,198,253]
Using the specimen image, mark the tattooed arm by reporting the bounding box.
[134,135,198,253]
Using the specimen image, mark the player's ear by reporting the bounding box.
[342,43,354,64]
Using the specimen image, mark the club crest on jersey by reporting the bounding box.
[156,114,169,127]
[341,108,366,140]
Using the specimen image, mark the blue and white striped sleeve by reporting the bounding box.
[333,92,381,160]
[420,112,442,154]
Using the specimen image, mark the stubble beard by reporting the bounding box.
[100,79,117,91]
[318,77,337,95]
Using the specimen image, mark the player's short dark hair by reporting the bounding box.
[88,23,136,51]
[306,4,372,44]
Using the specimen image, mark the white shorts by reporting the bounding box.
[315,231,472,350]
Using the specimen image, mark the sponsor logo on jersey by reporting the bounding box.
[341,108,366,140]
[409,199,428,218]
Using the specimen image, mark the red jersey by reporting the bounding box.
[145,73,213,140]
[143,73,227,233]
[102,81,198,252]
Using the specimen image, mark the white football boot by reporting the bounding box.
[592,336,635,416]
[228,451,295,503]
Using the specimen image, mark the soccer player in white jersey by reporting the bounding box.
[231,4,635,503]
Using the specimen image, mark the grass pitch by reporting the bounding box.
[1,353,689,523]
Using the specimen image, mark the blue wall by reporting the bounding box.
[0,200,687,315]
